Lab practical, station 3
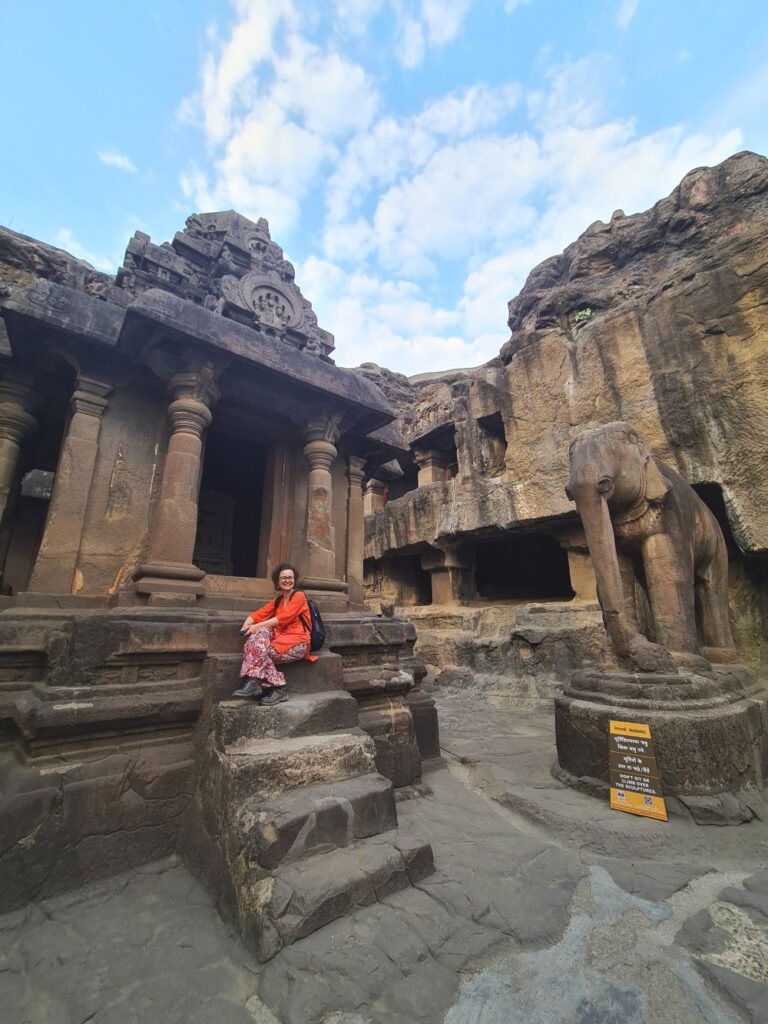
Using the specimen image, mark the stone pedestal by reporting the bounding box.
[135,368,219,603]
[555,666,768,799]
[29,378,112,594]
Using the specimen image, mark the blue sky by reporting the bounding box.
[2,1,767,374]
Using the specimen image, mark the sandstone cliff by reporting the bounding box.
[364,150,768,559]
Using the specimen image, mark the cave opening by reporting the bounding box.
[474,532,574,601]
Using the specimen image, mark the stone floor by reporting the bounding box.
[3,695,768,1023]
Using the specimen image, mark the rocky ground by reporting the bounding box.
[3,695,768,1024]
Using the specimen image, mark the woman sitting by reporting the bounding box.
[233,563,317,705]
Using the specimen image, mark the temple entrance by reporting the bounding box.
[194,429,267,577]
[474,532,574,601]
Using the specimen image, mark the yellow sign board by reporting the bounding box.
[609,719,668,822]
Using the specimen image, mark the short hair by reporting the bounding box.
[271,562,300,589]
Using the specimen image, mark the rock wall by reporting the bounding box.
[362,151,768,674]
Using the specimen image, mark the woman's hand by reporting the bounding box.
[244,624,260,635]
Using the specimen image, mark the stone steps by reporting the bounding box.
[237,772,397,870]
[222,730,377,803]
[246,830,434,962]
[11,686,202,741]
[214,690,358,748]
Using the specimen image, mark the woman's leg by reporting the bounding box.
[258,642,310,705]
[234,627,283,697]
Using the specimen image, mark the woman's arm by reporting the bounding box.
[243,600,277,633]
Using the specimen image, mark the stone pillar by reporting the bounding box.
[421,544,476,605]
[363,478,386,514]
[135,368,218,602]
[413,448,450,486]
[556,530,598,603]
[302,418,342,584]
[0,371,39,525]
[28,377,112,594]
[346,455,366,606]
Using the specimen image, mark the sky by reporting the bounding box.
[2,1,767,375]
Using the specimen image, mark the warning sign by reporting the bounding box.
[609,720,668,821]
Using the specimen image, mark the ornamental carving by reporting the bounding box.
[114,211,335,361]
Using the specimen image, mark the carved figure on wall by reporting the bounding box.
[566,422,735,672]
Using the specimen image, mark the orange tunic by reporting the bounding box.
[250,591,318,661]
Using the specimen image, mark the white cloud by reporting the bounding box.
[180,13,747,377]
[53,229,117,273]
[97,150,138,173]
[271,35,378,137]
[616,0,639,29]
[181,0,378,234]
[323,83,521,254]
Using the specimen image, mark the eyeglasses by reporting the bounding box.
[278,575,295,581]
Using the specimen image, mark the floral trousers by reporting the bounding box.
[239,626,308,688]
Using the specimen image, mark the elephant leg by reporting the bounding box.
[641,533,699,658]
[698,539,736,662]
[617,548,639,629]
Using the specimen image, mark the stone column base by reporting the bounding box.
[357,695,422,788]
[555,666,768,799]
[408,689,441,759]
[133,561,206,605]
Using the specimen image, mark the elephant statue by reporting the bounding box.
[566,422,735,673]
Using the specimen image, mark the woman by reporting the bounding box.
[233,563,317,705]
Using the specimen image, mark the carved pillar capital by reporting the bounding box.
[303,438,337,472]
[304,407,344,446]
[71,377,112,418]
[412,447,450,471]
[363,478,387,514]
[0,374,40,444]
[169,364,220,410]
[347,455,366,488]
[168,397,213,438]
[412,446,450,486]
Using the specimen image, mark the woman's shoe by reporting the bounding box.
[258,688,288,706]
[232,677,263,698]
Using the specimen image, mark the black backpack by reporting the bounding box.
[275,591,326,652]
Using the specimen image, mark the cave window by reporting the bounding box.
[387,457,419,500]
[475,532,574,600]
[476,412,507,477]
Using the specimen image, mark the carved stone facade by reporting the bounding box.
[0,213,436,957]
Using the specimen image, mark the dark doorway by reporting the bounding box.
[194,430,266,577]
[475,532,574,600]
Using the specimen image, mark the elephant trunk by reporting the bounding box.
[574,490,633,659]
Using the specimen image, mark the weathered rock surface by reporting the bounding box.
[0,225,112,301]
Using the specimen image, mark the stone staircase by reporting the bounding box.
[187,651,434,962]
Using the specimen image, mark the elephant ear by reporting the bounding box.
[644,456,671,503]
